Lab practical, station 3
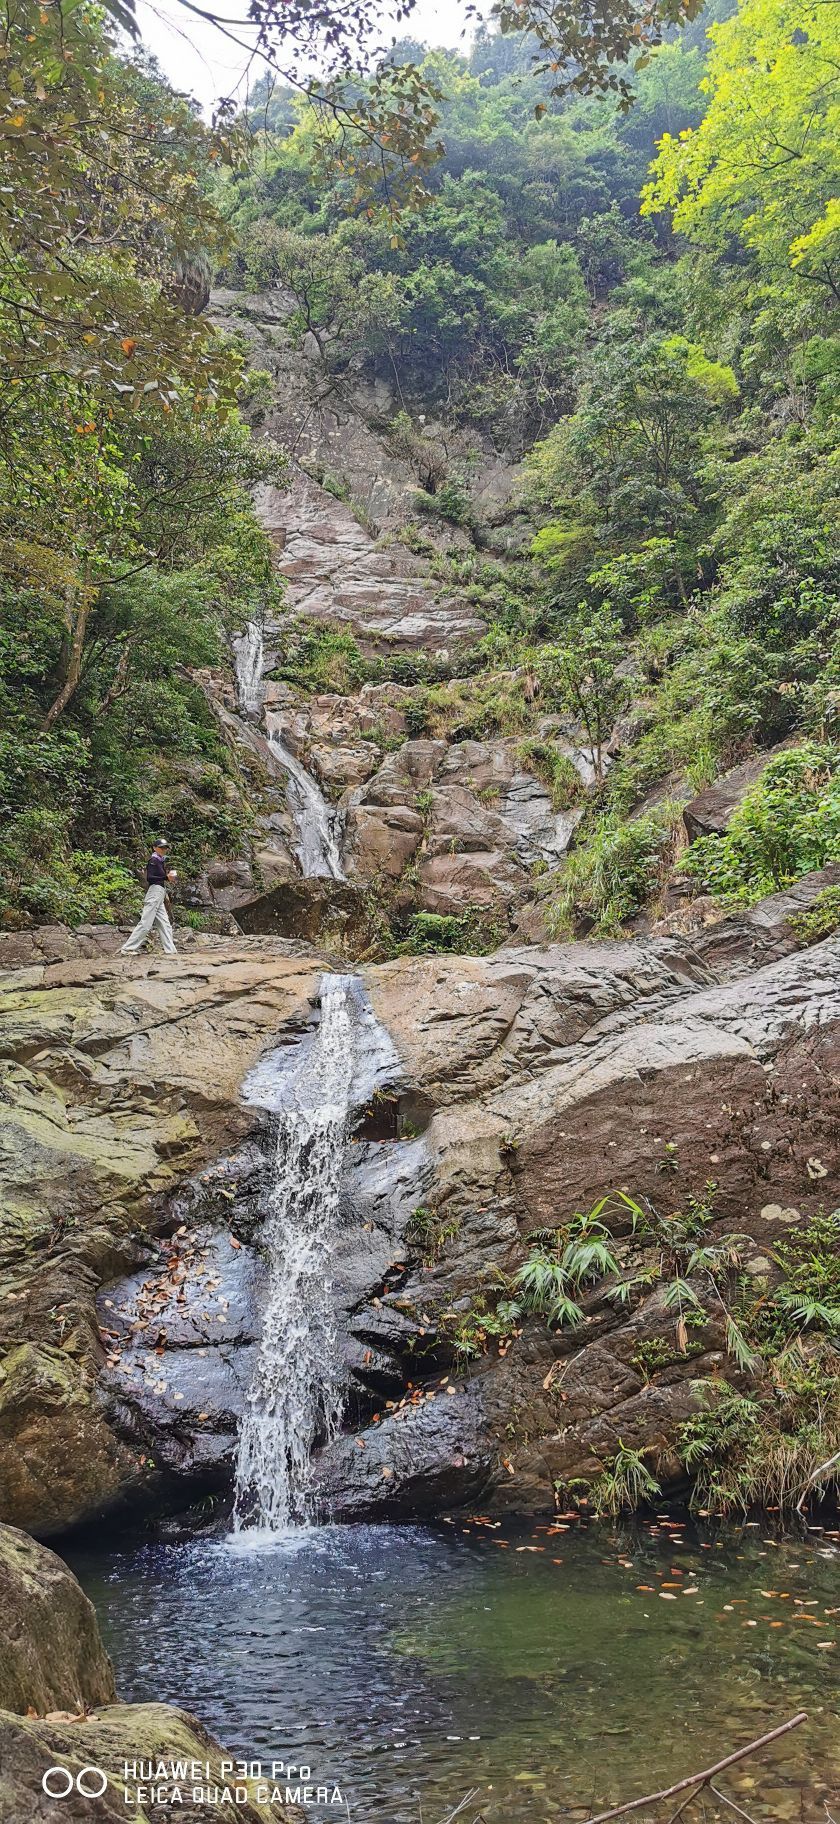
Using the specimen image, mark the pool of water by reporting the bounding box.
[70,1516,840,1822]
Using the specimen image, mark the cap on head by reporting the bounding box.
[153,839,169,851]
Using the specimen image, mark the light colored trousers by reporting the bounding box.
[120,884,177,956]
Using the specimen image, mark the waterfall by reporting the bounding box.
[233,621,265,714]
[233,973,356,1534]
[265,713,345,882]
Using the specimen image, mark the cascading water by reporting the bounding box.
[233,973,356,1534]
[265,712,345,881]
[233,620,265,715]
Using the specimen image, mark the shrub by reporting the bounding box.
[273,620,371,695]
[546,803,682,936]
[403,690,432,737]
[394,908,505,955]
[0,809,140,926]
[682,743,840,904]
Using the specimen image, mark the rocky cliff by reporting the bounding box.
[1,870,837,1540]
[189,289,597,940]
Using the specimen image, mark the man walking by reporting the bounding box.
[120,839,178,957]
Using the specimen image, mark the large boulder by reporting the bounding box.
[0,1525,115,1716]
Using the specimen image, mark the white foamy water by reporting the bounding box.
[233,974,357,1534]
[233,621,265,714]
[266,713,345,881]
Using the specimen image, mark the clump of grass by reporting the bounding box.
[516,738,583,811]
[545,802,684,937]
[677,1349,840,1515]
[590,1443,662,1517]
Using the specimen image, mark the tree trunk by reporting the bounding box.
[43,579,94,730]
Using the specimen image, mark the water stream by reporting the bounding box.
[265,712,346,881]
[233,973,356,1534]
[233,620,265,715]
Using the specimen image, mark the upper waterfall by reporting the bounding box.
[233,973,357,1534]
[232,621,265,715]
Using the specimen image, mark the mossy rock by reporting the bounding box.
[0,1704,299,1822]
[0,1524,115,1715]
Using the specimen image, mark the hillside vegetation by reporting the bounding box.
[2,0,839,938]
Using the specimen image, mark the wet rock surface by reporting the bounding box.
[0,944,324,1534]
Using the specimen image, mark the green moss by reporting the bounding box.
[789,883,840,944]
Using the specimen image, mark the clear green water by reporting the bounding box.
[70,1516,840,1822]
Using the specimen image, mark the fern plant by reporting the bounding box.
[514,1207,622,1330]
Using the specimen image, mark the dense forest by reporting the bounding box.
[3,0,839,941]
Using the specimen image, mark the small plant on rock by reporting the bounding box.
[514,1206,622,1330]
[590,1442,662,1517]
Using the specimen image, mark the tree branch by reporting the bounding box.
[586,1713,808,1824]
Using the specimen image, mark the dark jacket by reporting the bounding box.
[146,852,168,888]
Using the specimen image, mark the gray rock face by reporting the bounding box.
[261,473,486,656]
[343,735,587,916]
[682,745,788,840]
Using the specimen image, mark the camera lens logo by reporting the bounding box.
[42,1766,109,1799]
